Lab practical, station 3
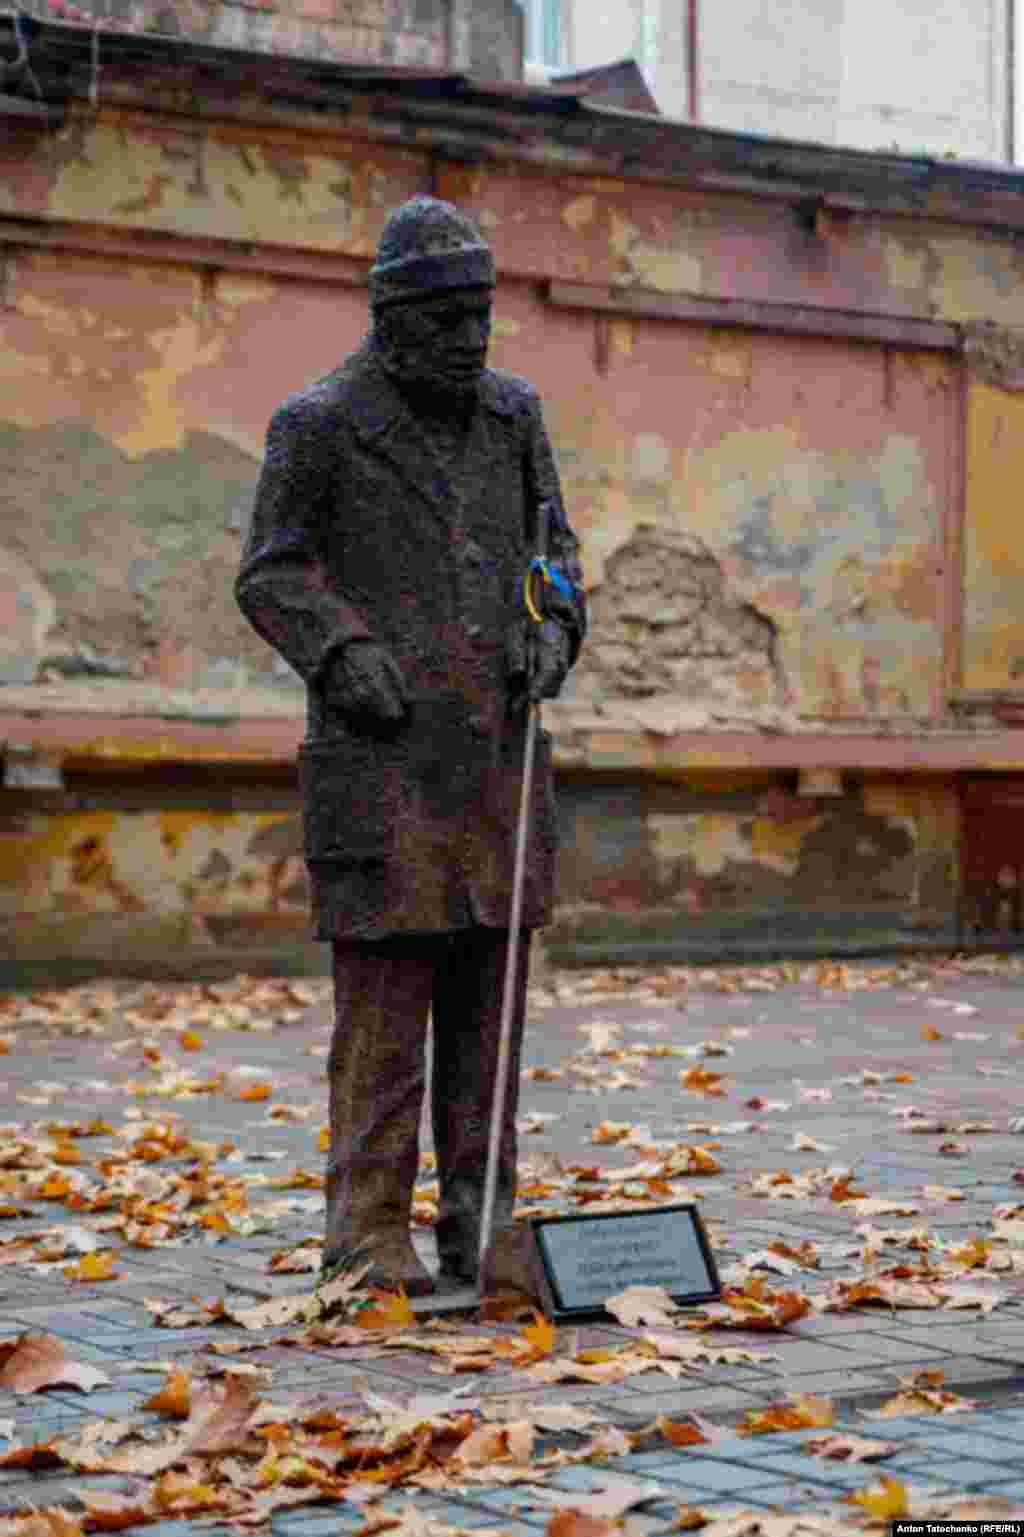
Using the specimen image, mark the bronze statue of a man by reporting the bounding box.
[235,196,586,1296]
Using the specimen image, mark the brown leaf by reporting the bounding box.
[0,1334,110,1395]
[805,1432,897,1462]
[680,1067,726,1097]
[545,1514,619,1537]
[741,1396,833,1434]
[0,1512,82,1537]
[141,1367,192,1419]
[77,1493,155,1532]
[604,1286,679,1329]
[182,1371,263,1455]
[655,1416,708,1448]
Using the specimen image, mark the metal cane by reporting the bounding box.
[477,505,552,1280]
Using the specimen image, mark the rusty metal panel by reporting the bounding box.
[961,778,1024,935]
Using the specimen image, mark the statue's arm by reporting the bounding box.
[234,398,371,684]
[524,392,587,664]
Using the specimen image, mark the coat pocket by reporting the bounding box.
[298,734,398,865]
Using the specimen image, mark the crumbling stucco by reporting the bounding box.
[564,524,792,735]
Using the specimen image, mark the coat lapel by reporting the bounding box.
[346,347,454,517]
[345,346,517,524]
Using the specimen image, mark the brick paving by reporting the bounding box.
[2,957,1024,1528]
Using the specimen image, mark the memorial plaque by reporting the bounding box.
[529,1203,720,1321]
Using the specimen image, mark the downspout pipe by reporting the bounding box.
[687,0,699,122]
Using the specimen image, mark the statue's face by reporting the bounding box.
[373,287,493,402]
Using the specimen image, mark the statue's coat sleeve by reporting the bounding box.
[235,394,372,683]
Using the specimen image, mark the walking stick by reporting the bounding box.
[477,504,552,1281]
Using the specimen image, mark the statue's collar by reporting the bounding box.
[347,342,514,443]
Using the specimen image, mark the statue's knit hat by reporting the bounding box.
[369,196,495,307]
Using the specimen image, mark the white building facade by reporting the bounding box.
[525,0,1021,164]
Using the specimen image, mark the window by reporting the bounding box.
[519,0,562,72]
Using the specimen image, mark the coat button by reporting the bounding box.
[469,714,488,738]
[466,624,482,638]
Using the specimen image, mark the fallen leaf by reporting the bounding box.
[545,1514,618,1537]
[141,1367,192,1419]
[604,1285,679,1329]
[850,1476,908,1520]
[741,1396,833,1434]
[518,1311,556,1359]
[805,1432,896,1462]
[680,1067,726,1097]
[655,1416,709,1448]
[0,1334,110,1395]
[63,1250,118,1282]
[357,1290,417,1332]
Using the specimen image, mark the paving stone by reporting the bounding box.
[889,1455,1024,1488]
[828,1331,959,1363]
[748,1450,906,1489]
[627,1460,798,1496]
[270,1511,366,1535]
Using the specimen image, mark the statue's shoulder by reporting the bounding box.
[479,367,539,419]
[270,347,373,434]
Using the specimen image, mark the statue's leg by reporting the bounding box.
[324,935,436,1296]
[431,926,532,1285]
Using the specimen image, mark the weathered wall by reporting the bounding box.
[14,0,524,77]
[9,85,1024,971]
[0,778,314,981]
[548,771,961,961]
[0,768,961,981]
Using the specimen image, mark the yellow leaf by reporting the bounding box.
[237,1082,272,1102]
[318,1126,330,1154]
[64,1251,117,1282]
[153,1471,225,1514]
[921,1024,944,1042]
[520,1310,556,1358]
[850,1476,908,1519]
[179,1031,203,1051]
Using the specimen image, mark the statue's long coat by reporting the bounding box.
[236,341,586,941]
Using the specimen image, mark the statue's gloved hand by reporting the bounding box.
[530,619,571,702]
[324,640,411,732]
[506,619,571,714]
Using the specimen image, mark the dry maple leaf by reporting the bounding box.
[76,1492,155,1532]
[741,1396,833,1434]
[63,1250,118,1282]
[510,1311,556,1362]
[849,1475,908,1520]
[142,1366,192,1419]
[655,1415,708,1448]
[805,1431,896,1462]
[0,1513,83,1537]
[152,1470,229,1515]
[545,1514,619,1537]
[0,1334,110,1396]
[357,1290,417,1332]
[604,1285,679,1329]
[680,1067,726,1097]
